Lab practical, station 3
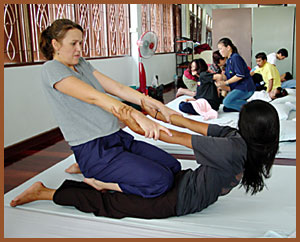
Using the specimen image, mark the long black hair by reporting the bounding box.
[197,58,208,73]
[238,100,279,195]
[188,59,201,74]
[188,58,208,75]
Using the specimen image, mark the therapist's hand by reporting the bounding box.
[142,96,182,123]
[112,106,172,140]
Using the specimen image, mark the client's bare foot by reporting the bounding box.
[65,163,81,174]
[84,178,122,193]
[10,182,54,207]
[175,88,184,98]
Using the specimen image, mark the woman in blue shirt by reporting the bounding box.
[216,38,255,112]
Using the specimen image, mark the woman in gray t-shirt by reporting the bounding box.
[38,19,182,198]
[11,100,280,219]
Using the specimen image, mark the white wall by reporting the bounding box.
[142,54,176,86]
[252,6,296,76]
[4,65,57,147]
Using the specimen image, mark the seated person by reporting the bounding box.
[182,59,201,92]
[216,37,255,112]
[178,59,225,115]
[247,87,288,103]
[10,100,280,219]
[267,48,288,66]
[208,50,226,74]
[251,52,281,92]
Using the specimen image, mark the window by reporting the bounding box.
[206,14,212,29]
[141,4,174,53]
[205,13,212,47]
[4,4,130,65]
[173,4,181,39]
[198,6,202,20]
[189,4,202,42]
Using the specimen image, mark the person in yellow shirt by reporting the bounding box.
[251,52,281,92]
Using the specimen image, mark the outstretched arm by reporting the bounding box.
[112,106,192,148]
[141,99,209,136]
[267,79,274,92]
[93,70,181,122]
[54,75,173,140]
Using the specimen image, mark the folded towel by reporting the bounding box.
[189,98,218,120]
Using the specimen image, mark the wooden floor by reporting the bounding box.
[4,86,296,194]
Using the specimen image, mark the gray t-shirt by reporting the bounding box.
[176,124,247,216]
[41,57,120,146]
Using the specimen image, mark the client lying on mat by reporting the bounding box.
[10,100,279,219]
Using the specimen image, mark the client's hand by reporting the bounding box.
[112,106,144,136]
[112,105,172,140]
[141,99,167,123]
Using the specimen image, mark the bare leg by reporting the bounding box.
[65,163,81,174]
[84,178,123,193]
[10,182,55,207]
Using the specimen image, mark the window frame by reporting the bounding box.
[4,3,131,67]
[189,4,202,42]
[4,3,177,68]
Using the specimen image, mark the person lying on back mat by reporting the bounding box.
[10,99,279,219]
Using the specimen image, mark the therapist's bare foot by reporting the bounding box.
[10,182,54,207]
[65,163,81,174]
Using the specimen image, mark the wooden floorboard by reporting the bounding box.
[4,139,72,193]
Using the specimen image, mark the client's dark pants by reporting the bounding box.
[179,102,198,115]
[53,171,186,219]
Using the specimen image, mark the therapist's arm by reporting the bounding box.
[267,79,274,92]
[112,106,193,148]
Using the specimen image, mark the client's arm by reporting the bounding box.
[141,99,209,136]
[112,106,193,148]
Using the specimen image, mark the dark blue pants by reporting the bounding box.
[179,101,198,115]
[71,129,181,198]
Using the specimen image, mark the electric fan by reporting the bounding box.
[136,31,158,93]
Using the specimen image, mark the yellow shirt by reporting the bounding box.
[254,62,281,91]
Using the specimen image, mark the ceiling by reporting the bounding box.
[213,4,258,9]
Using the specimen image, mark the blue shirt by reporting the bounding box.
[225,53,255,92]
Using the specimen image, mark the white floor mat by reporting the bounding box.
[4,155,296,238]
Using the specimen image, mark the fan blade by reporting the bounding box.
[138,31,158,58]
